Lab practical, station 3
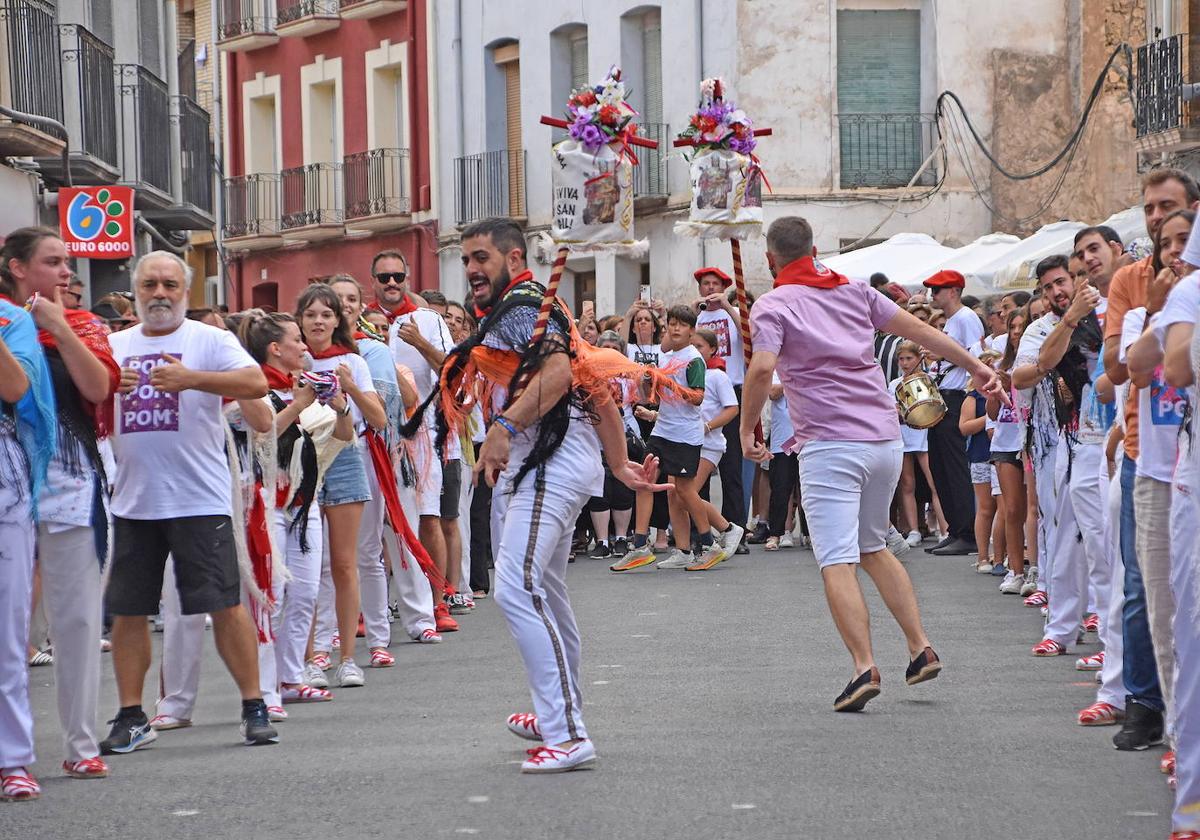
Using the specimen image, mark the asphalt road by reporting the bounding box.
[5,542,1174,840]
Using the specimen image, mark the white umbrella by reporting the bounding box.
[920,233,1023,296]
[1098,205,1148,248]
[976,221,1087,290]
[822,232,958,285]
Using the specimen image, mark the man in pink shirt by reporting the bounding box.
[741,216,1003,713]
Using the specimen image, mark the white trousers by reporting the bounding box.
[390,479,437,638]
[354,464,394,649]
[37,523,103,761]
[1134,474,1177,740]
[1096,454,1126,710]
[0,478,35,768]
[157,558,206,720]
[1031,439,1060,593]
[457,471,475,592]
[273,505,322,686]
[1170,445,1200,833]
[492,472,590,746]
[1043,443,1103,649]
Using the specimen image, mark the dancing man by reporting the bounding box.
[740,217,1003,712]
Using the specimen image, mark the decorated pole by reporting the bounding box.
[729,239,752,371]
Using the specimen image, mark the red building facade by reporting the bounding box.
[218,1,436,310]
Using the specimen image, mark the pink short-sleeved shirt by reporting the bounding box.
[751,278,902,453]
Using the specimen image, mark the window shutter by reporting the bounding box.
[504,58,523,216]
[836,10,922,187]
[571,34,589,91]
[642,16,663,124]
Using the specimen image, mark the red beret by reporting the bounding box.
[923,270,965,289]
[694,266,733,288]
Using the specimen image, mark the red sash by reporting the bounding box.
[772,256,849,290]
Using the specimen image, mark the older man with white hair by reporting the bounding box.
[100,251,277,752]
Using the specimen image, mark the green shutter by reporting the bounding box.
[837,10,924,187]
[571,34,589,92]
[642,18,663,124]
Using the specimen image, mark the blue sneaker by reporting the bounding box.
[100,711,157,755]
[990,562,1008,577]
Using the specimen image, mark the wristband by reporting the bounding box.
[338,402,351,417]
[493,416,519,437]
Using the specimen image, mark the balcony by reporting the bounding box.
[338,0,406,21]
[276,1,340,38]
[116,64,172,210]
[836,112,937,189]
[0,0,66,157]
[1134,34,1200,153]
[217,0,279,52]
[145,96,214,230]
[35,24,119,186]
[633,122,669,209]
[281,162,343,241]
[222,173,283,251]
[345,147,410,231]
[453,149,526,226]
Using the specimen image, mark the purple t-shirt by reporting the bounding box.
[751,278,902,452]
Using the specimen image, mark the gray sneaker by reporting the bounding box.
[718,523,745,556]
[304,660,328,689]
[335,658,365,688]
[1020,566,1039,596]
[886,525,911,557]
[656,549,694,569]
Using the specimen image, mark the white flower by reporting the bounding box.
[727,109,748,125]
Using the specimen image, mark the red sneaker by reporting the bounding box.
[369,648,395,668]
[1082,613,1100,633]
[1169,832,1200,840]
[1077,701,1123,726]
[1024,591,1048,607]
[62,757,108,779]
[434,603,459,633]
[1161,750,1176,775]
[1031,638,1067,656]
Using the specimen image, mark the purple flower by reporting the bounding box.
[729,135,757,155]
[578,124,605,149]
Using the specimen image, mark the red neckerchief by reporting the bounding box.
[368,297,418,323]
[773,256,849,290]
[309,343,355,360]
[261,364,293,392]
[705,355,726,371]
[36,305,120,437]
[474,269,534,319]
[354,331,368,341]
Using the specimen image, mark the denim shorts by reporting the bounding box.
[318,443,372,507]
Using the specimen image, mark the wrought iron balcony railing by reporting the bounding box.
[0,0,65,142]
[223,173,280,238]
[277,0,339,25]
[633,122,668,199]
[178,95,213,213]
[116,63,171,195]
[1135,34,1186,138]
[837,112,937,189]
[59,23,119,168]
[453,149,526,226]
[345,147,410,218]
[281,162,343,229]
[219,0,276,40]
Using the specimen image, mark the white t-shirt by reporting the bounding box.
[626,343,661,367]
[700,365,737,453]
[695,307,745,385]
[769,372,794,456]
[107,319,258,519]
[1121,307,1188,482]
[388,308,460,459]
[989,385,1026,453]
[938,306,985,390]
[652,345,705,446]
[308,352,376,435]
[888,375,930,453]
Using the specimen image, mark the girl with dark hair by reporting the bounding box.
[1,227,118,785]
[625,305,661,366]
[295,284,386,689]
[987,308,1033,595]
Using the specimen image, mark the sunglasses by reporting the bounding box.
[374,272,407,286]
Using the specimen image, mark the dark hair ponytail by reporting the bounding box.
[238,308,295,363]
[0,226,61,298]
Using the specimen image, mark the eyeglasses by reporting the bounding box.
[374,272,407,286]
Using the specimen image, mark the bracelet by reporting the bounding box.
[338,403,352,417]
[1064,318,1078,330]
[493,416,519,437]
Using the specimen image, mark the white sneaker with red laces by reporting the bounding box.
[267,706,288,722]
[281,684,333,703]
[1032,638,1067,656]
[415,628,442,644]
[149,713,192,731]
[1077,701,1123,726]
[506,712,542,741]
[521,740,597,774]
[1075,651,1104,671]
[62,757,108,779]
[1024,590,1048,607]
[369,648,395,668]
[0,767,40,801]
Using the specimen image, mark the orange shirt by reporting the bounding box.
[1103,257,1153,459]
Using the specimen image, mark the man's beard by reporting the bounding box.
[136,297,186,331]
[476,265,511,311]
[377,284,404,306]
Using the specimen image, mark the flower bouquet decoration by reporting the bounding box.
[674,78,766,241]
[547,66,641,248]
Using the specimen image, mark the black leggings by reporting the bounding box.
[767,452,808,538]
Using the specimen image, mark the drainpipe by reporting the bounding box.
[696,0,707,271]
[164,0,184,204]
[211,1,227,306]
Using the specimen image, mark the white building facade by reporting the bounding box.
[429,0,1079,312]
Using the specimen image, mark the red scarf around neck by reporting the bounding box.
[262,363,293,392]
[705,355,726,371]
[369,297,418,323]
[773,255,849,290]
[308,343,355,360]
[474,269,534,319]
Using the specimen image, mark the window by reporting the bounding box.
[300,56,343,164]
[620,8,662,123]
[247,96,277,173]
[365,40,408,151]
[836,9,932,188]
[550,25,587,140]
[494,43,524,217]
